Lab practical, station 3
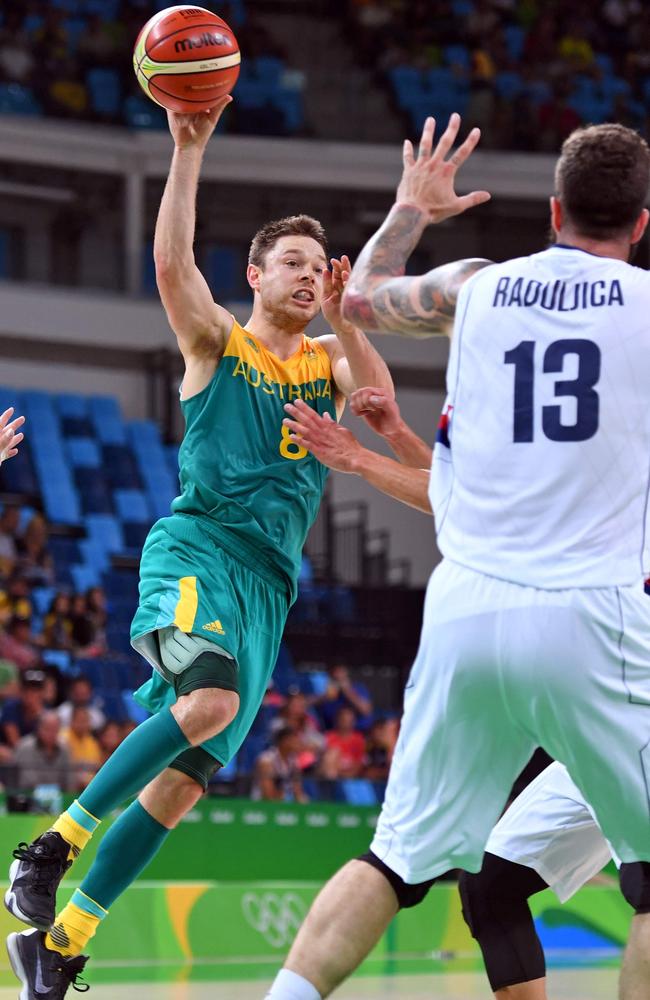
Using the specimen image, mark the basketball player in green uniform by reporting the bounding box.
[5,95,393,998]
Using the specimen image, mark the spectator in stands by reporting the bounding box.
[69,592,105,655]
[363,718,398,781]
[4,571,34,622]
[57,674,105,732]
[321,706,366,780]
[0,507,20,579]
[271,692,325,772]
[84,585,108,654]
[77,14,120,70]
[0,658,19,703]
[97,720,123,764]
[538,79,582,152]
[313,663,373,731]
[252,727,308,803]
[0,615,42,673]
[41,593,74,651]
[62,705,102,790]
[13,711,72,794]
[0,669,46,749]
[15,514,55,588]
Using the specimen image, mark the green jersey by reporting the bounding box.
[171,320,336,599]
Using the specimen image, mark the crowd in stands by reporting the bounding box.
[0,498,398,810]
[0,0,305,135]
[251,664,399,805]
[0,503,133,808]
[346,0,650,151]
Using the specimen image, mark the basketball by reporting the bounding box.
[133,5,240,114]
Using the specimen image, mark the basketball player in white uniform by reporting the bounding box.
[265,116,650,1000]
[282,385,647,999]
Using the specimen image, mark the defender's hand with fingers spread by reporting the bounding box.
[321,255,357,337]
[350,388,403,438]
[0,408,25,465]
[168,95,233,151]
[283,399,363,474]
[397,114,491,225]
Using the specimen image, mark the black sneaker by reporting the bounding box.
[6,929,89,998]
[5,833,72,930]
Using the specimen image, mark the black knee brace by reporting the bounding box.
[358,851,435,909]
[458,852,548,992]
[620,862,650,914]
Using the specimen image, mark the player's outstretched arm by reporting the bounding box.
[154,99,234,363]
[283,399,431,514]
[0,408,25,465]
[342,114,493,338]
[318,256,394,400]
[350,388,432,469]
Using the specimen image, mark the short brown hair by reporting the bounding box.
[248,214,328,268]
[555,124,650,240]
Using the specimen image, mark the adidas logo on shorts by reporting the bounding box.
[203,619,226,635]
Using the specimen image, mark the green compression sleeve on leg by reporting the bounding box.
[79,800,171,911]
[77,708,189,818]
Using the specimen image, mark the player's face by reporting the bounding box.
[256,235,327,327]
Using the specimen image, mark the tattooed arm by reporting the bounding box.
[343,114,493,338]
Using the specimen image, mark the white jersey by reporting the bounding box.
[431,245,650,588]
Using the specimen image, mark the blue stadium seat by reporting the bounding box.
[63,16,87,51]
[67,438,101,468]
[0,387,21,413]
[595,53,614,76]
[504,25,526,60]
[31,586,57,617]
[443,45,471,71]
[86,68,121,117]
[49,536,81,568]
[89,397,127,445]
[451,0,474,14]
[41,485,81,525]
[113,489,151,524]
[70,564,100,592]
[124,96,166,132]
[85,513,124,554]
[78,538,109,574]
[0,84,42,116]
[75,467,113,515]
[336,779,377,807]
[56,394,87,420]
[253,56,284,84]
[0,449,38,494]
[495,71,523,100]
[102,444,141,489]
[272,91,304,133]
[84,0,119,16]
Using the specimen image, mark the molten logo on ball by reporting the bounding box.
[133,4,240,114]
[174,31,229,54]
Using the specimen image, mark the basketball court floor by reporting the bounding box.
[0,969,620,998]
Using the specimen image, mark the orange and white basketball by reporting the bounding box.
[133,5,240,114]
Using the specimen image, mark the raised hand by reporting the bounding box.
[350,387,403,438]
[321,255,357,336]
[397,113,491,225]
[0,408,25,464]
[168,95,232,150]
[283,399,363,473]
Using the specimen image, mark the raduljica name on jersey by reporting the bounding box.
[492,277,624,310]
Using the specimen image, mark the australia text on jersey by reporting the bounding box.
[231,357,333,402]
[493,277,624,310]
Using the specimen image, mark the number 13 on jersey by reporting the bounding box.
[505,337,601,443]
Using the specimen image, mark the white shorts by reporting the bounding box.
[371,559,650,884]
[486,762,614,903]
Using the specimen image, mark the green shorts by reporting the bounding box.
[131,514,289,766]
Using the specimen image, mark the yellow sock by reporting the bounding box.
[45,895,106,957]
[51,800,101,862]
